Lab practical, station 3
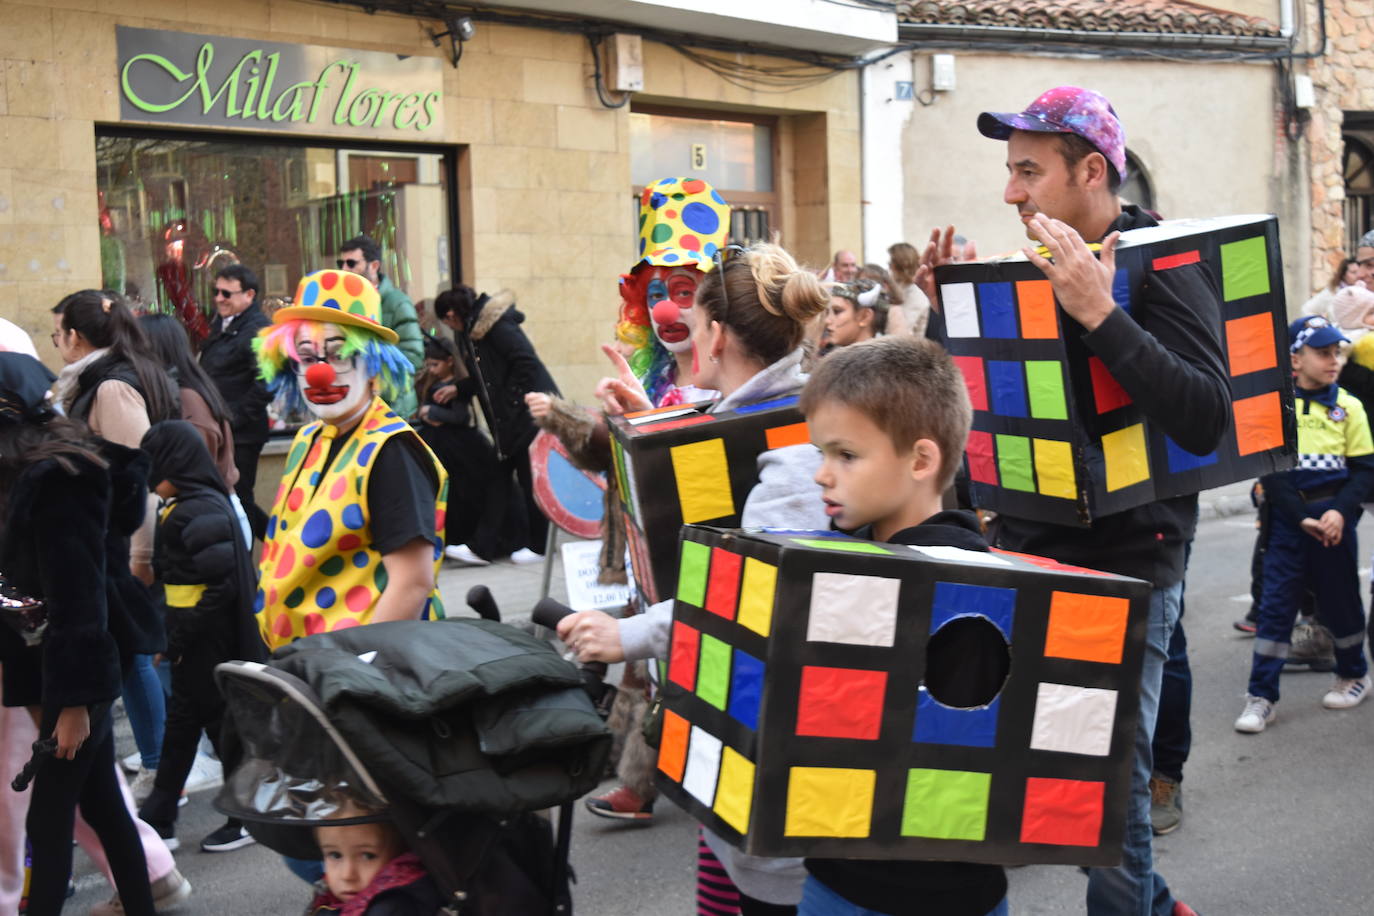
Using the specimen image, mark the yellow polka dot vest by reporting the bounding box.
[256,396,449,650]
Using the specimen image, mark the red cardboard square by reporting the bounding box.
[668,622,700,691]
[966,430,998,485]
[953,356,989,412]
[705,548,743,620]
[796,666,887,741]
[1088,357,1132,414]
[1020,777,1105,847]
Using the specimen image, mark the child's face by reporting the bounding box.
[318,822,403,903]
[824,297,869,348]
[154,479,177,500]
[809,400,939,542]
[424,356,453,377]
[1291,342,1343,389]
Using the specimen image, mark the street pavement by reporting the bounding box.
[67,503,1374,915]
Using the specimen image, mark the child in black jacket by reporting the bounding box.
[137,420,265,852]
[798,338,1007,916]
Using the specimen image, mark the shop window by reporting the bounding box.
[1120,150,1155,213]
[95,128,455,430]
[1344,133,1374,254]
[629,107,779,248]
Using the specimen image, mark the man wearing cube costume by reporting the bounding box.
[252,269,448,650]
[918,87,1229,916]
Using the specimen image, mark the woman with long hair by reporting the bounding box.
[140,313,251,546]
[0,353,157,915]
[566,242,832,915]
[51,291,178,800]
[886,242,932,338]
[1302,256,1362,321]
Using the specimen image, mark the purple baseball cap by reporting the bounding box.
[978,86,1127,180]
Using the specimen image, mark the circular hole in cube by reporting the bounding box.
[923,616,1010,709]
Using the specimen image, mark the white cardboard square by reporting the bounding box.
[908,544,1013,567]
[682,725,724,806]
[1030,682,1117,757]
[941,282,980,337]
[806,571,901,647]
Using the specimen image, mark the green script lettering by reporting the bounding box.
[332,63,360,125]
[271,80,313,122]
[348,88,383,127]
[255,52,280,120]
[392,91,422,129]
[121,51,199,113]
[416,91,440,131]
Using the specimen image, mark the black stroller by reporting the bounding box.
[213,595,612,915]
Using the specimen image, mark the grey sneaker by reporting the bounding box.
[1149,773,1182,836]
[88,867,192,915]
[1235,695,1276,733]
[1286,622,1336,671]
[129,767,158,806]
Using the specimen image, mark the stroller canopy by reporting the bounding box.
[215,617,612,831]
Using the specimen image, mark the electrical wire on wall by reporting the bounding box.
[586,33,632,109]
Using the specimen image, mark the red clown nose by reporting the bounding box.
[304,361,336,389]
[652,300,680,325]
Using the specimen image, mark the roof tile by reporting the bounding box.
[896,0,1282,38]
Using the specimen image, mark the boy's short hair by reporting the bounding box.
[801,337,972,490]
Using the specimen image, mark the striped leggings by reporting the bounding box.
[697,829,797,916]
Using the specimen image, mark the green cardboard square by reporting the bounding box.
[1221,236,1269,302]
[678,540,709,606]
[902,768,991,841]
[1025,360,1068,420]
[995,434,1034,492]
[697,633,731,710]
[791,538,892,555]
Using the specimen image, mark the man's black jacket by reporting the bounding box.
[199,302,272,446]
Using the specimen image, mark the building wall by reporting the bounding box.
[896,53,1311,308]
[1303,0,1374,290]
[0,0,860,403]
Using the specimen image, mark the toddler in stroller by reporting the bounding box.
[211,614,612,915]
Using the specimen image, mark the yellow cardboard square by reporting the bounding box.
[783,766,876,838]
[713,745,756,834]
[1102,424,1150,492]
[737,557,777,637]
[670,438,735,523]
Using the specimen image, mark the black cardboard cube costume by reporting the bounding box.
[654,527,1151,866]
[608,396,808,605]
[937,214,1296,526]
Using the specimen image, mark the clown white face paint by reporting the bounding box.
[294,322,371,423]
[645,266,703,353]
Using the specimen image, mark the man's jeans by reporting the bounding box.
[1152,586,1191,784]
[1086,583,1181,916]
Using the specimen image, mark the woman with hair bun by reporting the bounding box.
[564,242,832,914]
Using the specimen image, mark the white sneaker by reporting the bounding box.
[1234,695,1276,733]
[182,751,223,794]
[444,544,490,566]
[1321,673,1372,709]
[122,751,142,773]
[89,866,192,915]
[509,547,543,565]
[130,767,158,805]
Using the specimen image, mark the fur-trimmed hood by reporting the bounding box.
[469,289,518,341]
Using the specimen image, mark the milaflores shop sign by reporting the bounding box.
[117,26,444,136]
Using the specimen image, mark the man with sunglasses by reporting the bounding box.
[337,234,425,419]
[199,263,272,540]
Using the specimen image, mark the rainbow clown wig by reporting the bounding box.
[254,269,413,413]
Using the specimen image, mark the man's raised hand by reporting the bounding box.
[1025,213,1120,332]
[593,343,652,415]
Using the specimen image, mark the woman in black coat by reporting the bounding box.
[0,353,157,915]
[434,287,560,560]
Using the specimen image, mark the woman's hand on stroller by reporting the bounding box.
[556,611,625,664]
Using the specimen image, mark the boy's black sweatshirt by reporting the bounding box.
[988,205,1231,587]
[141,420,264,663]
[804,509,1008,916]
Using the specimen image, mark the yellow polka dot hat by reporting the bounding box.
[637,177,731,270]
[272,269,399,344]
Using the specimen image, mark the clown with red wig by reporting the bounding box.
[252,269,448,651]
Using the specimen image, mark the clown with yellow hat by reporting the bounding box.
[252,269,448,650]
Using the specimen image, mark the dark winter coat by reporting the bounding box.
[141,420,265,664]
[67,354,179,427]
[460,291,560,456]
[0,440,164,711]
[199,302,273,446]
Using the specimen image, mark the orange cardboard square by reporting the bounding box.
[1044,591,1130,664]
[1233,391,1284,456]
[1225,313,1278,377]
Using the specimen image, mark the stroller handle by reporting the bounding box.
[531,597,575,631]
